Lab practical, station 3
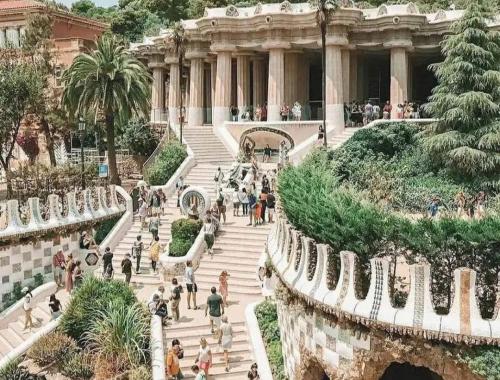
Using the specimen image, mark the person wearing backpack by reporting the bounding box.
[170,278,183,321]
[216,189,227,224]
[247,191,257,226]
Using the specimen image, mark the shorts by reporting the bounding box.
[209,315,221,327]
[186,283,197,293]
[233,202,240,209]
[199,361,210,373]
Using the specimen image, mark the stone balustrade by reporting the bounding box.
[267,209,500,345]
[0,186,125,241]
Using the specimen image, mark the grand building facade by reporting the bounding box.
[132,2,499,129]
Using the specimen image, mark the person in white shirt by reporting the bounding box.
[185,260,198,309]
[22,287,34,331]
[203,217,216,257]
[149,285,165,303]
[231,188,240,216]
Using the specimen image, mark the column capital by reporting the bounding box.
[185,50,208,60]
[383,39,413,49]
[165,56,179,65]
[148,61,166,69]
[325,34,349,47]
[210,43,236,53]
[262,41,291,51]
[233,51,254,57]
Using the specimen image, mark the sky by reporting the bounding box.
[59,0,118,9]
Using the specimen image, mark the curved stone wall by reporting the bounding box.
[267,208,500,345]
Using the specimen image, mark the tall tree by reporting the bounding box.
[311,0,338,148]
[167,22,186,143]
[0,51,44,196]
[61,34,152,185]
[423,0,500,179]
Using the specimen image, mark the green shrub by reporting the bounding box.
[456,346,500,380]
[83,302,150,370]
[0,358,31,380]
[26,332,77,366]
[60,276,137,342]
[94,216,121,244]
[146,142,187,186]
[169,218,202,257]
[60,352,94,380]
[255,301,286,379]
[119,120,159,157]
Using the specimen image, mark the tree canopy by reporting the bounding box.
[423,0,500,181]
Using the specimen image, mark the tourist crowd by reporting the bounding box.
[344,100,426,127]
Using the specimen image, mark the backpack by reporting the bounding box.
[172,285,182,300]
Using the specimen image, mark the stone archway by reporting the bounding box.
[300,357,329,380]
[295,348,335,380]
[238,126,295,151]
[380,362,443,380]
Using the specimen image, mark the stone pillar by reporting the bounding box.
[266,43,289,122]
[300,55,310,114]
[349,51,358,102]
[210,59,217,124]
[188,57,205,127]
[341,49,350,105]
[389,46,410,118]
[325,43,344,130]
[213,49,232,127]
[149,56,166,123]
[167,58,181,127]
[285,52,300,106]
[236,54,251,118]
[252,57,265,110]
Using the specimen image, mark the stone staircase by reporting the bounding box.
[182,127,234,164]
[328,126,362,148]
[164,217,271,379]
[0,288,70,360]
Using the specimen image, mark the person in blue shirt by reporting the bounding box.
[247,191,257,226]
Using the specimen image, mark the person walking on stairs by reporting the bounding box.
[214,167,224,193]
[240,187,249,216]
[52,249,65,287]
[65,253,75,293]
[219,315,234,372]
[121,253,132,284]
[216,189,227,224]
[191,365,206,380]
[219,270,230,307]
[48,294,62,320]
[232,188,240,217]
[133,235,143,274]
[196,338,213,378]
[170,278,182,321]
[22,287,34,332]
[102,247,113,276]
[166,344,182,379]
[248,191,257,226]
[149,236,161,273]
[149,213,160,240]
[185,260,198,309]
[205,286,224,335]
[203,217,215,258]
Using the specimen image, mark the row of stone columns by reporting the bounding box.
[149,43,410,127]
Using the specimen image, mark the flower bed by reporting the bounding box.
[145,142,187,186]
[169,218,203,257]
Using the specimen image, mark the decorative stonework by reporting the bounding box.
[280,1,293,13]
[226,5,239,17]
[254,2,262,15]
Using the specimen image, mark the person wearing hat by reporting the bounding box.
[65,253,75,293]
[121,253,132,284]
[22,287,34,331]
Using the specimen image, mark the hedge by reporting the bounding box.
[255,301,287,380]
[169,218,202,257]
[146,142,187,186]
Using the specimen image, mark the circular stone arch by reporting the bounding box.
[238,126,295,150]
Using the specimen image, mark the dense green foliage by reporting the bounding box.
[169,218,203,257]
[456,346,500,380]
[60,351,94,380]
[27,332,78,366]
[94,216,121,244]
[62,34,151,184]
[0,358,32,380]
[145,142,187,185]
[119,120,159,157]
[60,276,137,342]
[84,302,150,370]
[423,0,500,180]
[279,123,500,315]
[255,301,286,380]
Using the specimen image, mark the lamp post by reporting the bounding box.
[78,116,86,189]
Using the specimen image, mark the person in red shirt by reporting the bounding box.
[383,101,392,119]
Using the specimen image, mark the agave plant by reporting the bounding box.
[83,301,150,372]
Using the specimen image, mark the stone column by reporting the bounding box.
[266,43,289,122]
[252,57,265,110]
[349,51,358,102]
[325,42,344,130]
[285,52,300,106]
[213,48,233,127]
[236,54,251,118]
[388,42,411,118]
[341,49,350,104]
[167,57,181,127]
[300,55,310,111]
[187,56,205,127]
[210,59,217,124]
[148,56,166,123]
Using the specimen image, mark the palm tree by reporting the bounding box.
[62,33,152,185]
[312,0,339,148]
[167,22,186,144]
